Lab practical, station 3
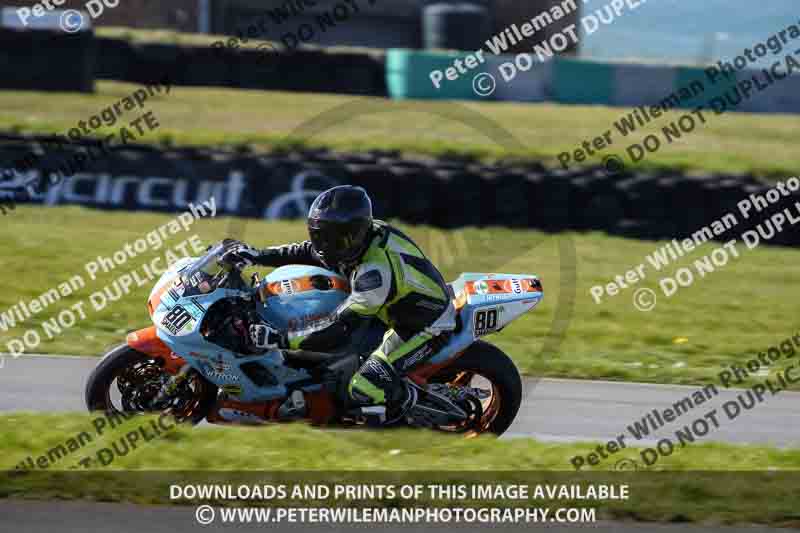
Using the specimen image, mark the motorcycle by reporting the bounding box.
[85,240,543,435]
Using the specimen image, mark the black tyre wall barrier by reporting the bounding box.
[3,30,385,96]
[93,37,387,96]
[0,134,796,247]
[0,28,94,93]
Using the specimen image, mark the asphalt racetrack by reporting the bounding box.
[2,354,799,448]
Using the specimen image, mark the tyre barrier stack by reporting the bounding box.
[6,28,799,114]
[94,37,387,96]
[0,134,797,247]
[0,28,94,93]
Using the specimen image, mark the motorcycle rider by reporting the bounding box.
[221,185,456,424]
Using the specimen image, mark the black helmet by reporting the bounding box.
[307,185,373,266]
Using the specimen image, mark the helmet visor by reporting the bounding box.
[309,219,369,264]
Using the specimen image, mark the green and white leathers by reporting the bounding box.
[289,221,457,406]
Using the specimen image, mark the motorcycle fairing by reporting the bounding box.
[132,258,542,416]
[418,273,543,369]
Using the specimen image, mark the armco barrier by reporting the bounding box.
[486,55,552,102]
[551,58,615,106]
[386,48,490,100]
[1,135,796,247]
[610,63,676,107]
[388,50,800,114]
[740,73,800,113]
[673,66,740,111]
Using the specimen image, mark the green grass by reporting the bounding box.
[3,414,800,472]
[2,414,800,525]
[0,76,798,177]
[2,206,800,389]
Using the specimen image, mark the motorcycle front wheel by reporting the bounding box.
[85,344,217,424]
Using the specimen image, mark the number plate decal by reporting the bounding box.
[162,305,194,335]
[473,306,500,337]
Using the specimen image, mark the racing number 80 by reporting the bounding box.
[474,308,498,336]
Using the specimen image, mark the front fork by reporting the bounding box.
[152,363,193,409]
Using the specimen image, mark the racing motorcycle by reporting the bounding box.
[85,241,543,435]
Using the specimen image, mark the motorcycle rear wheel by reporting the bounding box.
[429,340,522,436]
[85,344,217,424]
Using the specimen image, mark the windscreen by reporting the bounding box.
[179,242,227,296]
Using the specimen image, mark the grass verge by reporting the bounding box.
[1,414,799,526]
[4,414,800,471]
[0,62,797,176]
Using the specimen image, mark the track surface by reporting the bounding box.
[2,354,799,447]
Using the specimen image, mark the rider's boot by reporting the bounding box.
[345,360,418,426]
[349,382,417,426]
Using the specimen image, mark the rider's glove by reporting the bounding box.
[249,323,284,350]
[220,244,261,270]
